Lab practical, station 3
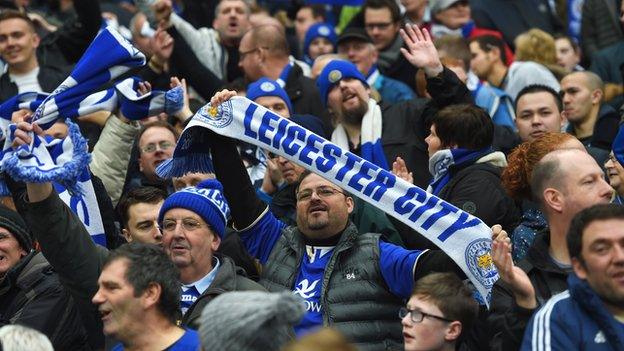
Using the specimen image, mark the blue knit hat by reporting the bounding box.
[158,179,230,238]
[316,59,368,106]
[246,77,293,115]
[303,23,337,60]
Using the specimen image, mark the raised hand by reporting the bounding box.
[399,24,443,77]
[210,89,238,107]
[170,76,193,121]
[153,27,174,64]
[11,121,44,149]
[491,225,537,309]
[392,156,413,184]
[153,0,173,25]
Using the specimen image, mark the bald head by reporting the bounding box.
[531,148,612,214]
[248,24,290,57]
[564,71,604,92]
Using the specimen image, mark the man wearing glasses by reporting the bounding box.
[362,0,419,92]
[9,119,263,346]
[202,93,467,350]
[135,121,178,193]
[401,272,478,351]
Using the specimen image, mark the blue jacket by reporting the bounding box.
[521,274,624,351]
[473,82,516,130]
[367,68,415,104]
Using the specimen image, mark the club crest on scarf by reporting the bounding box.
[157,96,499,306]
[197,101,233,128]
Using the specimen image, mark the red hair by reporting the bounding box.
[502,133,577,200]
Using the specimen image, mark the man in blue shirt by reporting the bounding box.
[205,90,466,350]
[94,243,201,351]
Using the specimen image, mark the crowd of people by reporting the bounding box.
[0,0,623,350]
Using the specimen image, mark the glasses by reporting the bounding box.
[399,307,454,323]
[296,186,345,202]
[140,141,174,154]
[607,153,618,164]
[364,22,394,31]
[161,218,205,233]
[239,47,259,60]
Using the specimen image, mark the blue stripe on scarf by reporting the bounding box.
[429,148,491,196]
[361,138,389,170]
[32,27,146,129]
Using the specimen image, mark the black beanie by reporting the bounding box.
[0,205,32,252]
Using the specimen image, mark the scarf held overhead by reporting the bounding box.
[157,97,499,306]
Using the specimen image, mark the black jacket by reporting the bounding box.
[487,232,570,351]
[35,0,102,69]
[0,251,91,350]
[0,65,68,102]
[379,66,473,189]
[437,159,520,230]
[284,64,332,132]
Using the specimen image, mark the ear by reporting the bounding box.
[590,89,603,104]
[141,282,162,309]
[122,228,132,242]
[543,188,564,213]
[138,156,144,172]
[444,321,463,342]
[571,256,587,279]
[488,46,502,63]
[211,234,222,251]
[345,195,355,214]
[32,33,40,48]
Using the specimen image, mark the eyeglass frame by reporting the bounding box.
[140,140,175,154]
[398,307,454,323]
[296,186,347,202]
[160,217,208,233]
[239,47,260,60]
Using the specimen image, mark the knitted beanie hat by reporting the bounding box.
[0,205,32,252]
[158,179,230,238]
[316,59,368,106]
[246,77,293,115]
[303,22,337,58]
[198,291,305,351]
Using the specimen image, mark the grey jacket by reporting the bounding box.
[260,223,404,351]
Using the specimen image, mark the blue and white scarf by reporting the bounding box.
[0,26,184,246]
[0,26,184,187]
[427,148,492,196]
[157,97,499,306]
[331,98,389,170]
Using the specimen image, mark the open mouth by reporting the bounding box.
[100,309,112,321]
[403,332,414,341]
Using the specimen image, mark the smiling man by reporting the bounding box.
[93,243,200,350]
[522,204,624,351]
[0,11,67,101]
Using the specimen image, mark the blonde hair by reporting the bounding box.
[514,29,557,66]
